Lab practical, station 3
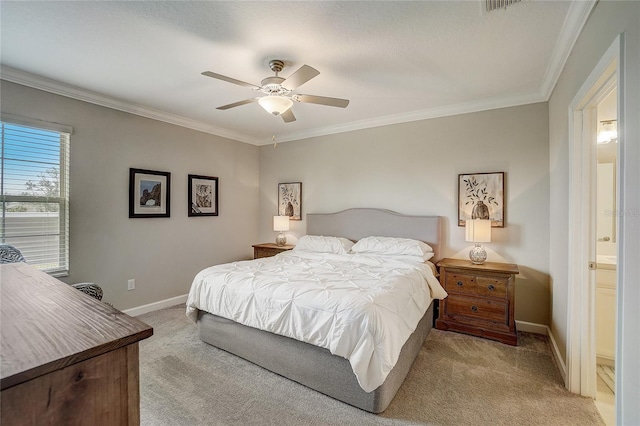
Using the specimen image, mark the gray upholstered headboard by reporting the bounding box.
[307,208,442,261]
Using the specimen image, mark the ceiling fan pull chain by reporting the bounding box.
[273,117,278,148]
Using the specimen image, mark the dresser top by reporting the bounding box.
[252,243,295,250]
[437,258,519,274]
[1,263,153,390]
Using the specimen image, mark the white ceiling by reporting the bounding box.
[0,1,593,145]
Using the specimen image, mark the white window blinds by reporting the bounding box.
[1,120,70,276]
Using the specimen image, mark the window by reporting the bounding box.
[1,116,71,276]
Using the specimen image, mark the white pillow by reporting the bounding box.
[350,236,433,259]
[293,235,354,254]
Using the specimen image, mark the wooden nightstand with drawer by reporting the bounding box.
[252,243,294,259]
[435,258,519,345]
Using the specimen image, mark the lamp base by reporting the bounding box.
[275,232,287,246]
[469,244,487,264]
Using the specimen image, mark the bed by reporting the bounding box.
[186,208,444,413]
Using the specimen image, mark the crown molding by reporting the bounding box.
[0,2,593,146]
[4,3,586,152]
[2,65,547,146]
[0,66,260,145]
[258,91,545,145]
[539,0,597,100]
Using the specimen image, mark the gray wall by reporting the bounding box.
[1,80,260,310]
[259,103,550,325]
[548,1,640,422]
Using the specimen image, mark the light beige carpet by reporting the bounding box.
[138,304,604,425]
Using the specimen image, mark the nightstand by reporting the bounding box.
[252,243,294,259]
[435,258,519,345]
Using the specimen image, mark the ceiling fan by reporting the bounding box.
[202,59,349,123]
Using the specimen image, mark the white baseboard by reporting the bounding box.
[548,327,567,384]
[596,356,615,367]
[122,294,188,317]
[515,320,548,335]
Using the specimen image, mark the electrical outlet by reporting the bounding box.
[127,279,135,291]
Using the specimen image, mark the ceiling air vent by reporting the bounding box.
[486,0,522,12]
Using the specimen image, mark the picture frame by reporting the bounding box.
[278,182,302,221]
[458,172,504,227]
[129,168,171,218]
[188,174,219,217]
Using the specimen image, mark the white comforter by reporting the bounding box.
[186,251,447,392]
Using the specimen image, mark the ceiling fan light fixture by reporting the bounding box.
[258,96,293,116]
[203,60,347,124]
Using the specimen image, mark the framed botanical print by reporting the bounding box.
[458,172,504,227]
[188,174,218,217]
[129,168,171,218]
[278,182,301,220]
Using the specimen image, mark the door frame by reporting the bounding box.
[566,35,622,398]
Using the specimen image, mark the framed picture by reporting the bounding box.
[278,182,302,220]
[458,172,504,227]
[129,168,171,218]
[188,174,218,217]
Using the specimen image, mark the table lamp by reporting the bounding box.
[465,219,492,264]
[273,215,290,246]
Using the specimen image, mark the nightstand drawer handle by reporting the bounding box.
[457,281,463,287]
[471,306,478,312]
[487,284,495,291]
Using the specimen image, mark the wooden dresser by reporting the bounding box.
[252,243,294,259]
[0,263,153,425]
[435,258,519,345]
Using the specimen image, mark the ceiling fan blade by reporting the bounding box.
[281,65,320,91]
[216,98,259,110]
[202,71,260,90]
[281,109,296,123]
[293,94,349,108]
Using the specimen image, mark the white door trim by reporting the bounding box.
[566,35,622,397]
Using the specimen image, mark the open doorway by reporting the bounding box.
[594,87,617,425]
[566,35,622,426]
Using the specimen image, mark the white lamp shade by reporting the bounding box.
[465,219,492,243]
[273,215,290,232]
[259,96,293,116]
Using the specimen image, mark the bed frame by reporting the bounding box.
[197,208,442,413]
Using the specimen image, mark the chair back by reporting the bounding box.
[0,245,26,264]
